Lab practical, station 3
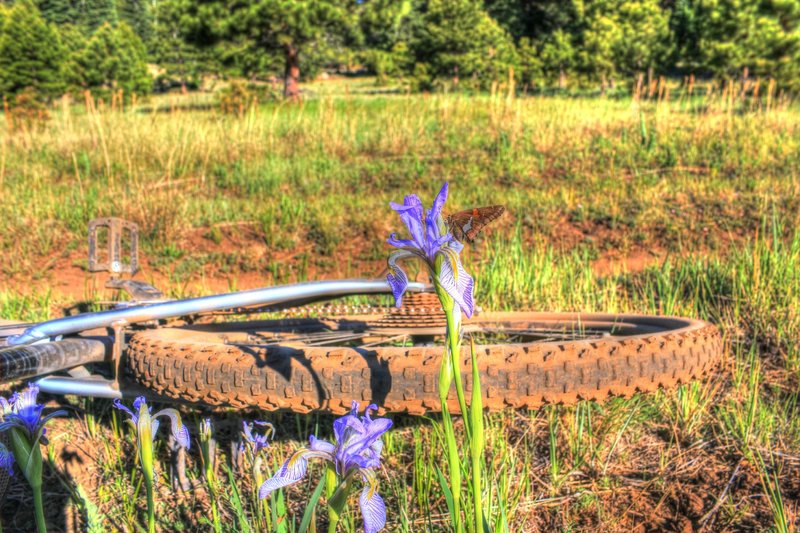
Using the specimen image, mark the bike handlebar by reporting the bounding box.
[0,338,109,383]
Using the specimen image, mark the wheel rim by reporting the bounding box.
[201,311,700,350]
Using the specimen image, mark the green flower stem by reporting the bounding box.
[210,495,221,533]
[327,467,348,533]
[145,476,155,533]
[440,402,463,532]
[445,303,470,435]
[200,434,221,533]
[32,478,46,533]
[139,437,156,533]
[205,466,221,533]
[434,274,471,532]
[8,428,46,533]
[469,338,486,532]
[254,456,271,530]
[434,276,471,432]
[436,318,462,532]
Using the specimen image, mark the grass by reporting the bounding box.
[1,78,800,531]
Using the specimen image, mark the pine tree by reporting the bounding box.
[178,0,348,99]
[58,23,88,90]
[151,0,215,90]
[36,0,77,25]
[411,0,518,91]
[117,0,152,45]
[78,21,150,98]
[0,0,65,99]
[539,29,575,88]
[79,0,118,33]
[680,0,800,90]
[0,3,8,32]
[114,21,151,94]
[580,0,671,86]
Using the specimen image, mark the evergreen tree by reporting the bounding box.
[666,0,799,90]
[79,0,118,33]
[58,23,88,90]
[357,0,419,80]
[0,0,65,99]
[178,0,348,98]
[412,0,518,90]
[151,0,215,90]
[670,0,703,72]
[117,0,152,45]
[36,0,77,25]
[516,37,542,88]
[580,0,671,86]
[538,29,575,87]
[115,22,150,93]
[485,0,581,44]
[78,21,151,97]
[682,0,800,89]
[359,0,416,52]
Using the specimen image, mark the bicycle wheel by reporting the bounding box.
[125,293,723,414]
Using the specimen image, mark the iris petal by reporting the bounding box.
[309,435,335,454]
[391,194,426,247]
[337,418,392,473]
[0,385,65,448]
[133,396,148,414]
[14,385,39,411]
[386,234,416,249]
[243,421,272,454]
[258,451,310,499]
[153,409,191,450]
[359,484,387,533]
[113,399,137,424]
[436,251,475,318]
[429,182,448,222]
[363,404,378,420]
[0,442,13,476]
[388,182,476,320]
[386,266,409,308]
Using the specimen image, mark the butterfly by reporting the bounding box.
[446,205,506,242]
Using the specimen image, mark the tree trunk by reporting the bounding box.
[284,44,300,100]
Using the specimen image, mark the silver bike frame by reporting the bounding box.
[8,278,426,346]
[6,278,426,398]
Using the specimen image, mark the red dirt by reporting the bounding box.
[5,221,682,307]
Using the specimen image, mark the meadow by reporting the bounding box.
[1,78,800,531]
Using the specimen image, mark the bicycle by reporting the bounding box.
[0,218,723,415]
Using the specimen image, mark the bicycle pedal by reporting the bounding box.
[88,217,139,275]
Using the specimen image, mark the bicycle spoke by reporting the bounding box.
[219,318,624,349]
[360,334,410,348]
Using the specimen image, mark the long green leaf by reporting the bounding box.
[299,475,327,533]
[435,464,456,520]
[224,464,252,533]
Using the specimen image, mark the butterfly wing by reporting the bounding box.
[447,205,505,242]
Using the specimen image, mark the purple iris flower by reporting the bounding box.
[0,384,66,445]
[0,442,13,476]
[242,420,274,456]
[387,182,474,317]
[259,401,392,533]
[113,396,191,450]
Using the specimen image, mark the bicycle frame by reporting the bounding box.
[1,278,428,399]
[8,279,426,345]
